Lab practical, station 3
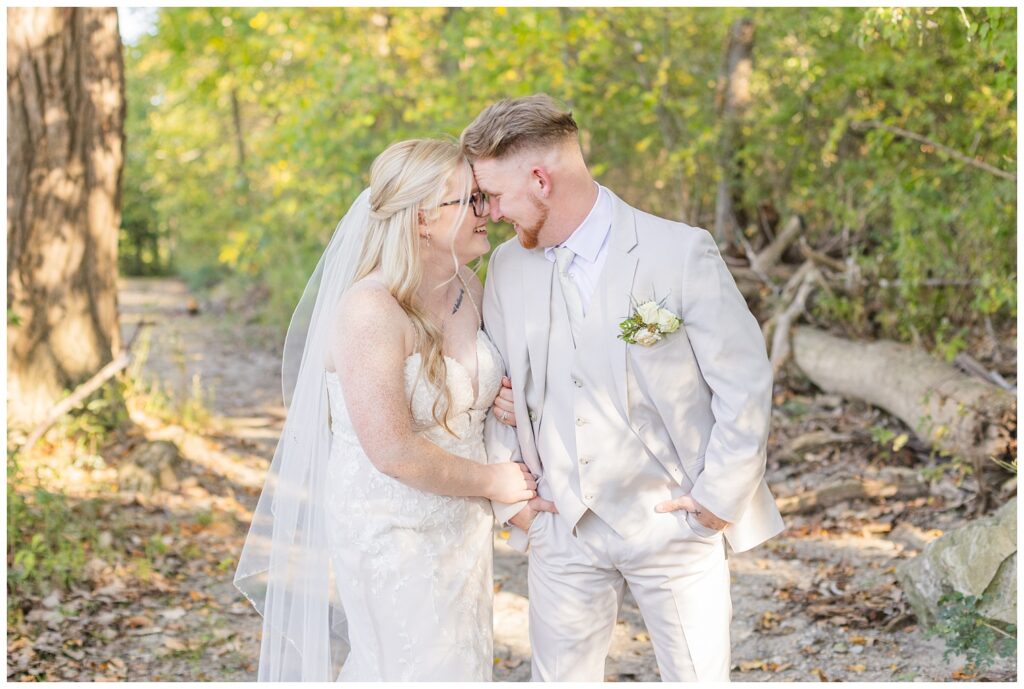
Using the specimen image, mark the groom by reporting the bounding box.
[468,94,784,682]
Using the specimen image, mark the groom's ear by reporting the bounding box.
[530,166,552,198]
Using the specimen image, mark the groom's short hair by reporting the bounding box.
[461,94,578,161]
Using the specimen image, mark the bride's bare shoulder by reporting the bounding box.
[326,280,412,371]
[334,277,401,330]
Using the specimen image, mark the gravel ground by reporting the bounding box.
[75,277,1013,682]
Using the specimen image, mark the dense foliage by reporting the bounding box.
[122,7,1016,347]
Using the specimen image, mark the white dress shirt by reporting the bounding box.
[543,184,612,315]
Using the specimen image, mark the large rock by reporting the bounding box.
[896,498,1016,627]
[977,551,1016,625]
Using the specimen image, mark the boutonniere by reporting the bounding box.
[618,297,681,346]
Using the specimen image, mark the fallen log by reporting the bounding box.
[791,327,1016,499]
[749,215,802,276]
[798,237,846,273]
[779,430,860,462]
[775,467,928,515]
[730,264,796,300]
[767,262,822,373]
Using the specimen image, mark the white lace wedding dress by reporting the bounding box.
[323,329,503,681]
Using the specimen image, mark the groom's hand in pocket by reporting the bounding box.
[655,494,729,532]
[509,496,558,532]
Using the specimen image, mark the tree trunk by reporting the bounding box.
[713,17,754,247]
[791,327,1017,478]
[229,87,248,184]
[7,8,125,427]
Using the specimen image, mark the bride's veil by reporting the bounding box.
[234,188,371,680]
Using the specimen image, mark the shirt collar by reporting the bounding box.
[543,183,612,264]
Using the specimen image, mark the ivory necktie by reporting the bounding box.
[553,245,584,345]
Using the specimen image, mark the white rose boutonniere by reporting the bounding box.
[655,307,681,333]
[633,327,662,346]
[636,301,661,325]
[618,296,683,346]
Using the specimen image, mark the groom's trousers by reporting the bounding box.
[526,508,731,682]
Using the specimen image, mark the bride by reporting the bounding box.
[235,138,540,681]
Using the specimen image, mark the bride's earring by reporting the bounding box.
[418,210,432,247]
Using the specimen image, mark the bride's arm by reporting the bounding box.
[330,282,535,503]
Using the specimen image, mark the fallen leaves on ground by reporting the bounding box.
[7,471,258,681]
[736,659,793,673]
[772,561,909,630]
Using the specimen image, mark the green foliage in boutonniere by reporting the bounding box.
[618,297,682,346]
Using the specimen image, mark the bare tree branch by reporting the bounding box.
[851,120,1016,182]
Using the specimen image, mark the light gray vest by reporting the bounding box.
[537,265,692,540]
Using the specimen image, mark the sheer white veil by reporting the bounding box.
[234,188,371,681]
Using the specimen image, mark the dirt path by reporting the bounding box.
[9,277,1012,681]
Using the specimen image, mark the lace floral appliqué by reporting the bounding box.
[323,330,502,681]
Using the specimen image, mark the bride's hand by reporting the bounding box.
[491,376,516,427]
[486,462,536,503]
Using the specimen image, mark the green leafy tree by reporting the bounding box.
[122,7,1015,342]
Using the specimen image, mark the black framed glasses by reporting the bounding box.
[438,190,489,218]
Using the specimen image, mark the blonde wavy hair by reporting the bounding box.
[352,138,472,435]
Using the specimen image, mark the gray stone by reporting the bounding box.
[896,497,1016,627]
[977,551,1016,625]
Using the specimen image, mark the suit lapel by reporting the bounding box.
[521,248,553,403]
[519,190,638,422]
[599,192,639,420]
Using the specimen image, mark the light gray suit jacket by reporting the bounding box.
[483,189,784,554]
